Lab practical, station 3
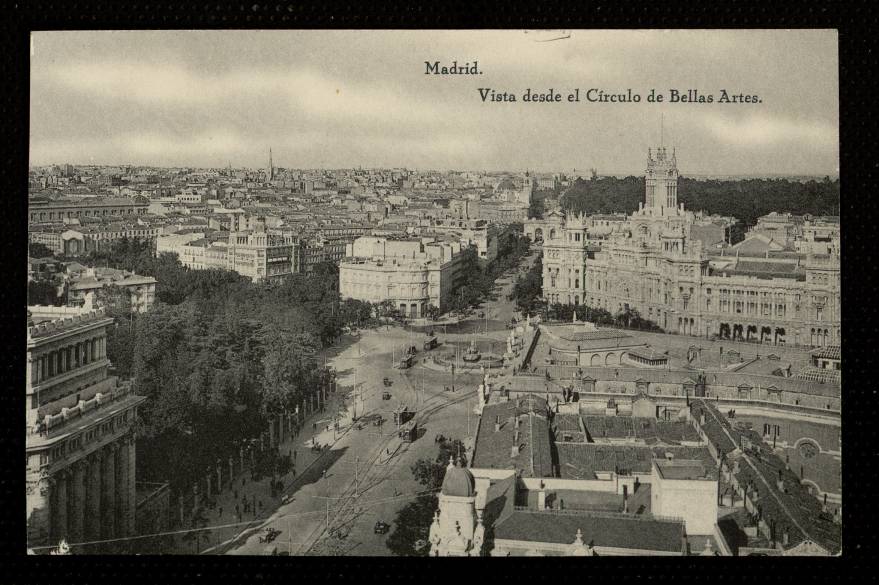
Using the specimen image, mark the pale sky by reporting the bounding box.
[29,30,839,175]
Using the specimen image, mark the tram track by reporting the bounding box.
[301,387,474,555]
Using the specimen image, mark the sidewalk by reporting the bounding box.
[169,390,351,554]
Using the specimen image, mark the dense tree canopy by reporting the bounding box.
[561,175,839,230]
[545,303,663,332]
[510,255,542,314]
[27,280,61,306]
[28,242,56,258]
[448,229,532,313]
[81,239,377,489]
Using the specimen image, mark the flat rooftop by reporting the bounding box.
[655,459,714,481]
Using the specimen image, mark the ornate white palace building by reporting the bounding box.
[525,146,840,348]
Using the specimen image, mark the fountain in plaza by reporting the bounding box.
[462,339,482,363]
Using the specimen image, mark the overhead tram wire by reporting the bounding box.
[29,486,445,553]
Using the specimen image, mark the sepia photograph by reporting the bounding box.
[26,29,840,557]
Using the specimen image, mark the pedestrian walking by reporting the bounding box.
[219,506,223,517]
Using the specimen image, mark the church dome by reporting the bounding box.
[441,457,476,498]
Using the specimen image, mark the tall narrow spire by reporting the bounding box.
[268,147,274,181]
[660,114,664,148]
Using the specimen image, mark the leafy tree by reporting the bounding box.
[528,198,544,220]
[385,494,438,557]
[510,255,543,313]
[561,175,839,230]
[94,283,133,316]
[28,279,60,305]
[87,238,387,490]
[386,437,467,556]
[28,242,56,258]
[410,438,468,490]
[425,303,441,321]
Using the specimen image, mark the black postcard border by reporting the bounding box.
[0,2,873,583]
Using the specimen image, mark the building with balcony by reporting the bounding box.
[339,236,465,317]
[65,266,157,314]
[26,306,146,553]
[155,222,297,283]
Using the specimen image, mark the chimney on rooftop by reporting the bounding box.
[511,444,519,458]
[495,415,501,433]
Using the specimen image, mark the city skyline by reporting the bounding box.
[30,30,838,175]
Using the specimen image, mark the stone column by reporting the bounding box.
[228,457,235,488]
[85,451,102,541]
[216,461,222,491]
[267,419,275,449]
[53,471,69,543]
[116,439,130,537]
[127,435,136,536]
[205,473,212,497]
[239,446,245,472]
[101,445,117,539]
[26,469,52,547]
[68,461,87,545]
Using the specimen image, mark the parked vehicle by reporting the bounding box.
[374,521,390,535]
[259,527,282,543]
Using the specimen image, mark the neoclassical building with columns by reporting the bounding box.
[26,305,146,553]
[529,145,840,348]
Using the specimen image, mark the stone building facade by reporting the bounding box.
[531,146,840,348]
[339,236,465,317]
[155,222,298,283]
[26,306,146,552]
[29,197,149,224]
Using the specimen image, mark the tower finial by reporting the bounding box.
[660,113,664,148]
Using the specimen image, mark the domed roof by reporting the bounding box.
[441,457,476,498]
